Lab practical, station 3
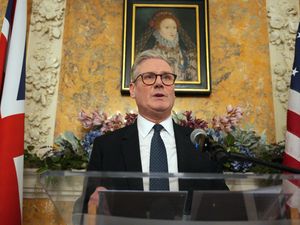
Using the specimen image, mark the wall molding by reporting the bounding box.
[25,0,66,149]
[266,0,300,141]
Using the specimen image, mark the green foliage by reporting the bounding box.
[251,141,285,173]
[25,131,88,173]
[212,127,285,173]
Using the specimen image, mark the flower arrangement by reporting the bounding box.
[25,132,88,172]
[25,105,285,173]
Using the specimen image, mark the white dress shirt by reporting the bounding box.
[137,114,179,191]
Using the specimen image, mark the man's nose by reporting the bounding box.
[154,75,164,86]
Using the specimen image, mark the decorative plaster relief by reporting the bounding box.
[30,0,65,40]
[268,1,299,108]
[267,0,299,141]
[25,112,51,147]
[26,48,59,106]
[25,0,66,148]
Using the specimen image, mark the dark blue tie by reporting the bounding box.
[150,124,169,190]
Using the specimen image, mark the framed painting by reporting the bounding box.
[121,0,211,95]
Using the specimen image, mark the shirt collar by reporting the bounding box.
[137,114,174,138]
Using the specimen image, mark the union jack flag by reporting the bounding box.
[0,0,26,224]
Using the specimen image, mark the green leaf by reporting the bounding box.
[224,133,235,146]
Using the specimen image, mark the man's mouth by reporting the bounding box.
[153,93,165,97]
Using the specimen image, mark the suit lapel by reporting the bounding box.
[120,121,142,172]
[120,121,143,190]
[173,122,196,172]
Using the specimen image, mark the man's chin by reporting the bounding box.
[151,105,172,115]
[151,103,169,110]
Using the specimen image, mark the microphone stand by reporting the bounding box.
[210,144,300,174]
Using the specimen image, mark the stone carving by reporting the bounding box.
[26,49,59,106]
[25,112,51,148]
[25,0,66,148]
[30,0,65,40]
[268,1,299,108]
[267,0,299,140]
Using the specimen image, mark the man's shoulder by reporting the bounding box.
[173,122,194,134]
[94,122,137,142]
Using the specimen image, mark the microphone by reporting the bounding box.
[190,129,225,160]
[190,129,208,150]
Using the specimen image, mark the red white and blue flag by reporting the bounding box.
[283,22,300,213]
[284,22,300,172]
[0,0,26,224]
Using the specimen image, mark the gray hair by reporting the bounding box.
[130,49,172,81]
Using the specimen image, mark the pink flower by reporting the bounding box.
[176,111,208,129]
[220,116,229,123]
[92,111,107,126]
[100,113,126,134]
[125,112,138,126]
[211,105,244,132]
[78,105,243,135]
[78,110,93,129]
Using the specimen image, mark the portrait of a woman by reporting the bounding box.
[135,10,198,82]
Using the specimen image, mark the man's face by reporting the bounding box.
[129,58,176,122]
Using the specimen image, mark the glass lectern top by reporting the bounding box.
[36,171,300,225]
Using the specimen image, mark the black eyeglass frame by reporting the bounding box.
[132,72,177,86]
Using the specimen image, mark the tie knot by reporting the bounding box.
[153,124,164,133]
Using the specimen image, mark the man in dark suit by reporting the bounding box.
[84,49,227,214]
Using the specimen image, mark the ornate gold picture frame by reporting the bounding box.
[121,0,211,95]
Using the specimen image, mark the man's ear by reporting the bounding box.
[129,83,135,98]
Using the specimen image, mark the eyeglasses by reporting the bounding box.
[133,72,177,86]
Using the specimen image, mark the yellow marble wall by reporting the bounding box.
[55,0,274,142]
[0,0,5,22]
[23,199,65,225]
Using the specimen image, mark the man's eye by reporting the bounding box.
[163,74,172,80]
[144,74,155,80]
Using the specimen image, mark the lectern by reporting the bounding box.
[38,171,300,225]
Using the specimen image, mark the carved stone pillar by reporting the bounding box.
[266,0,300,141]
[25,0,66,150]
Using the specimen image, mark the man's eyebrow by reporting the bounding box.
[143,71,173,74]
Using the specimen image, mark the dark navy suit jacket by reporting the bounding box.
[85,121,227,193]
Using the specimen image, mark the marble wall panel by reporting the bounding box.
[23,199,65,225]
[0,0,5,22]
